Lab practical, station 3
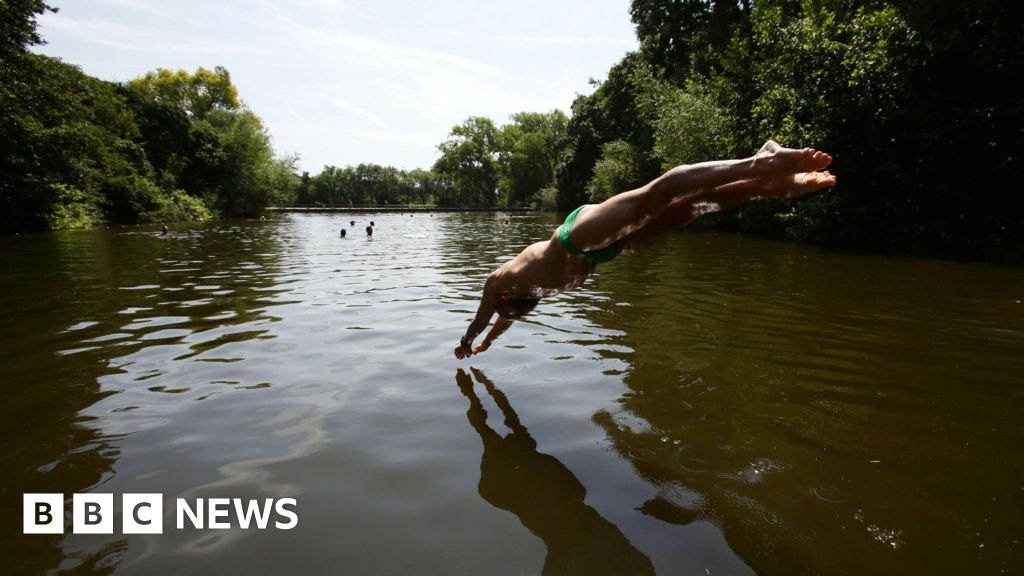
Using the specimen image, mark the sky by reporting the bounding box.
[32,0,639,174]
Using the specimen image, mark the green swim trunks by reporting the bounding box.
[558,205,620,265]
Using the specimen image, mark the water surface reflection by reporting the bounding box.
[582,234,1024,574]
[457,368,654,575]
[1,214,1021,575]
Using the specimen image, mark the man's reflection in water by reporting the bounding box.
[456,368,655,576]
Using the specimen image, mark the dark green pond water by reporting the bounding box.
[1,212,1021,575]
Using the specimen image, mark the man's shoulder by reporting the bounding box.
[483,270,503,290]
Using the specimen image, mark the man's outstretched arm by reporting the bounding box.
[455,274,500,359]
[473,316,513,355]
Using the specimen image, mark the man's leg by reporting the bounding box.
[566,142,831,252]
[615,179,768,255]
[618,169,836,254]
[615,196,701,255]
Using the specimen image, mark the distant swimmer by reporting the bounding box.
[340,228,347,237]
[366,225,373,237]
[455,141,836,358]
[350,220,356,226]
[161,225,168,236]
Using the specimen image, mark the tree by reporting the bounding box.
[312,165,342,205]
[736,4,926,246]
[635,70,735,169]
[295,171,312,204]
[497,110,567,207]
[0,0,54,57]
[216,109,296,216]
[629,0,752,80]
[126,67,295,218]
[124,91,195,189]
[407,168,440,204]
[556,52,658,210]
[434,116,500,206]
[586,141,642,203]
[1,6,294,232]
[0,53,155,230]
[127,67,239,120]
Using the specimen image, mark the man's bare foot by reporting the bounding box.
[754,140,832,177]
[761,170,837,199]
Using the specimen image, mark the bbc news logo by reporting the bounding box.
[24,494,298,534]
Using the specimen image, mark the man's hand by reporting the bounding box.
[473,341,491,354]
[454,343,474,360]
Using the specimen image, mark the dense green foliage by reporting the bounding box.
[300,110,567,209]
[431,111,568,207]
[0,6,296,232]
[433,116,501,207]
[299,164,440,207]
[0,0,51,57]
[555,52,661,210]
[586,140,643,202]
[554,0,1021,260]
[497,111,568,207]
[5,1,1019,260]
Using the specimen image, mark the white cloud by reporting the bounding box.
[326,96,390,129]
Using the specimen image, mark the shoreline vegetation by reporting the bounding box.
[2,2,1020,263]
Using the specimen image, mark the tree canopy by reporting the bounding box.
[4,1,1020,261]
[547,0,1021,260]
[0,9,297,232]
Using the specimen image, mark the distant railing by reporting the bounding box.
[269,204,535,212]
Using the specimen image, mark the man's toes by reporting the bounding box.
[809,151,832,170]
